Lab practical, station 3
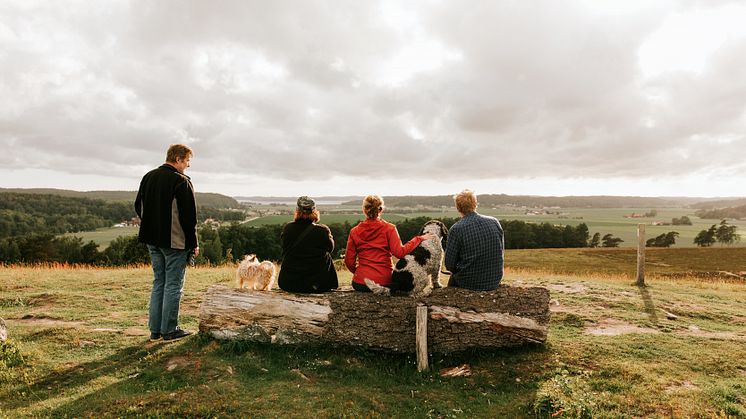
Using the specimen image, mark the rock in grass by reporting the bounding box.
[0,318,6,342]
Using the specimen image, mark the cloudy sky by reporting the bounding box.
[2,0,746,198]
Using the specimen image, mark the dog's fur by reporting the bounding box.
[364,220,448,298]
[236,254,276,291]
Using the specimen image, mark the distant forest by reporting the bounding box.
[0,192,133,239]
[0,192,243,240]
[695,205,746,220]
[0,188,240,208]
[1,215,599,265]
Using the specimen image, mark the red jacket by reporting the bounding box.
[345,218,424,286]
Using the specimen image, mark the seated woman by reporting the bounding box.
[278,196,338,293]
[344,195,434,292]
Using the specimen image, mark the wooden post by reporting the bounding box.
[636,223,645,286]
[416,305,429,372]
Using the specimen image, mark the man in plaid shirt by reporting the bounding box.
[445,190,504,291]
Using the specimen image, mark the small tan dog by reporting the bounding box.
[236,254,276,291]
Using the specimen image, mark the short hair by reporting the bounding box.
[166,144,193,163]
[294,209,320,223]
[363,195,384,220]
[454,190,478,214]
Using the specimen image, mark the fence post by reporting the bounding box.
[636,223,645,286]
[416,304,429,372]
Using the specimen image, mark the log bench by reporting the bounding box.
[199,285,550,356]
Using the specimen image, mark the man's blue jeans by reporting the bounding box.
[147,245,188,335]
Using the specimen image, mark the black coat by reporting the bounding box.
[135,164,198,250]
[278,220,338,293]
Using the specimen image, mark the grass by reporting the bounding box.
[506,246,746,278]
[64,207,746,250]
[248,206,746,248]
[61,226,139,249]
[1,248,745,417]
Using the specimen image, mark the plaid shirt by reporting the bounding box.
[445,212,504,291]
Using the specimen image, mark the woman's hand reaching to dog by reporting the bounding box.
[421,233,436,241]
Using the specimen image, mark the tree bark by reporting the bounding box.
[199,284,550,353]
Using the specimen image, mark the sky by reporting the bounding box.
[1,0,746,198]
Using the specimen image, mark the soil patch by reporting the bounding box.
[15,315,83,327]
[679,326,745,341]
[123,327,149,336]
[165,356,193,371]
[665,380,699,394]
[584,318,659,336]
[546,283,588,294]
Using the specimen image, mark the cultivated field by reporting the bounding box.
[244,205,746,249]
[64,206,745,250]
[1,248,745,417]
[62,226,139,249]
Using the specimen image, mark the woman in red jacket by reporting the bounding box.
[345,195,434,292]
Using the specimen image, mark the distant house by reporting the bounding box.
[203,218,221,229]
[116,217,140,227]
[651,221,671,226]
[623,213,646,219]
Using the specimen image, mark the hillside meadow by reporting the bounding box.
[234,206,746,249]
[60,205,746,252]
[2,247,745,417]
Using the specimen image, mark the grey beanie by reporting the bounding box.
[297,196,316,213]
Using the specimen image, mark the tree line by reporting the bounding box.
[0,193,133,239]
[695,205,746,220]
[0,217,618,265]
[0,192,247,241]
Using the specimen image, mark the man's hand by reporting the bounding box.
[194,246,200,257]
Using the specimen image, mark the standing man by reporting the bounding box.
[444,190,504,291]
[135,144,199,342]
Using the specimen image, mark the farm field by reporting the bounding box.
[1,247,745,417]
[247,206,746,248]
[64,206,745,250]
[62,226,139,249]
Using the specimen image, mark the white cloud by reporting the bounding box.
[1,0,745,197]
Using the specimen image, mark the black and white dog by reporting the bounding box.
[365,220,448,298]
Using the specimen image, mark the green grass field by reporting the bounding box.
[63,207,746,251]
[2,248,745,417]
[247,206,746,248]
[62,226,139,249]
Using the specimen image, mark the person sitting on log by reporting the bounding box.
[345,195,434,292]
[278,196,339,293]
[445,189,504,291]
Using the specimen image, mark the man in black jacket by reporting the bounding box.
[135,144,199,342]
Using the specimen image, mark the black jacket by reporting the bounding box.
[135,164,198,250]
[278,220,338,293]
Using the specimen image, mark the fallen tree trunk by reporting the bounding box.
[199,284,549,353]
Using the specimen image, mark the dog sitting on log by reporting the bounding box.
[365,220,448,298]
[236,254,276,291]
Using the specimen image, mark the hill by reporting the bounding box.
[0,188,239,208]
[689,198,746,210]
[341,194,719,209]
[1,252,745,417]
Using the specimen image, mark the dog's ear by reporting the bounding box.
[439,221,448,246]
